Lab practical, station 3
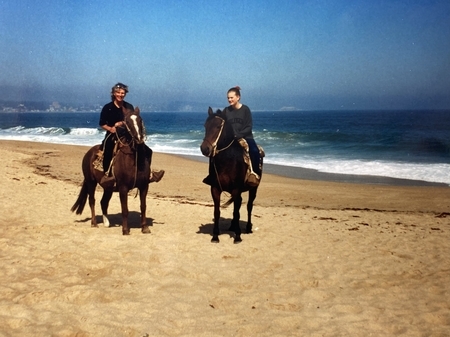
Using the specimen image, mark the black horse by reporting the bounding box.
[200,107,262,243]
[71,107,152,235]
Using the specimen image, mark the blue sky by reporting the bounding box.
[1,0,449,110]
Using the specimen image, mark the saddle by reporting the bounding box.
[93,150,104,172]
[93,144,119,189]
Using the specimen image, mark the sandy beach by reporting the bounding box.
[0,140,449,336]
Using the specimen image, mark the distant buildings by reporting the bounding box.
[0,101,103,113]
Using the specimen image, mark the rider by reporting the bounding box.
[99,82,164,183]
[203,86,261,187]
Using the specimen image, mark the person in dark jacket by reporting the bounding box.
[99,82,164,183]
[203,86,261,186]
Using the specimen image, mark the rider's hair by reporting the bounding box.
[227,86,241,97]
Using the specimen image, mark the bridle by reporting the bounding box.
[204,116,235,157]
[116,114,147,148]
[203,115,236,194]
[110,114,147,189]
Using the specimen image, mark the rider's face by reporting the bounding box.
[227,92,240,107]
[113,89,127,102]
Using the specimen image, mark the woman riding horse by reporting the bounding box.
[200,106,263,243]
[203,86,261,187]
[72,107,154,234]
[99,82,165,185]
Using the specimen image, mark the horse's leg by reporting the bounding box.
[83,181,98,228]
[100,190,113,228]
[232,193,243,243]
[140,185,151,234]
[211,187,221,243]
[246,187,257,234]
[118,188,130,235]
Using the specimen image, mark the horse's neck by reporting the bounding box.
[218,123,234,147]
[117,135,135,153]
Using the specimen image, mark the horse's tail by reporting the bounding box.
[222,197,233,208]
[70,180,89,215]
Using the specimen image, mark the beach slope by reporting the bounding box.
[0,140,449,336]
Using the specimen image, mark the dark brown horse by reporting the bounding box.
[71,107,151,235]
[200,107,262,243]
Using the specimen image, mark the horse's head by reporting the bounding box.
[200,106,230,157]
[122,106,146,145]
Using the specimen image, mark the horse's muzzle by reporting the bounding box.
[200,142,212,157]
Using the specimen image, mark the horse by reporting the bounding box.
[200,107,262,243]
[71,107,152,235]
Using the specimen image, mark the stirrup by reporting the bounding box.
[246,173,260,187]
[100,175,116,189]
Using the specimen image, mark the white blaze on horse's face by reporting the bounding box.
[130,115,142,143]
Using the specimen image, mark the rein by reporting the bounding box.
[113,124,140,189]
[208,116,235,157]
[206,115,235,195]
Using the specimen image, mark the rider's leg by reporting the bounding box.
[144,144,165,183]
[202,158,215,185]
[247,138,262,177]
[102,137,114,174]
[238,138,260,186]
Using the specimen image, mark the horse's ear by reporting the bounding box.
[208,107,213,115]
[122,106,131,116]
[135,106,140,115]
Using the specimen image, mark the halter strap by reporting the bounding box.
[209,116,235,157]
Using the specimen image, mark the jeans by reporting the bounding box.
[246,138,261,176]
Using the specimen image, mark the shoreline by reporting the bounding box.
[1,140,449,213]
[1,139,448,187]
[175,153,448,187]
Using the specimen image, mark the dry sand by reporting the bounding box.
[0,140,449,336]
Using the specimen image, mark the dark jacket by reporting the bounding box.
[99,101,134,134]
[224,104,253,139]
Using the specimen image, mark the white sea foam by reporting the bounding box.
[69,128,101,136]
[0,121,450,185]
[265,156,450,186]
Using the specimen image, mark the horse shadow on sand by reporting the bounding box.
[74,211,154,229]
[197,218,251,241]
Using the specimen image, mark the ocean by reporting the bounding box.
[0,109,449,186]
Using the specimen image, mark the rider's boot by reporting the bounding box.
[150,169,165,183]
[202,175,212,185]
[246,161,260,187]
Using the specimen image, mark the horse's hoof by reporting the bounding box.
[141,226,151,234]
[211,237,220,243]
[246,223,253,233]
[234,237,242,244]
[122,231,130,235]
[102,215,110,228]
